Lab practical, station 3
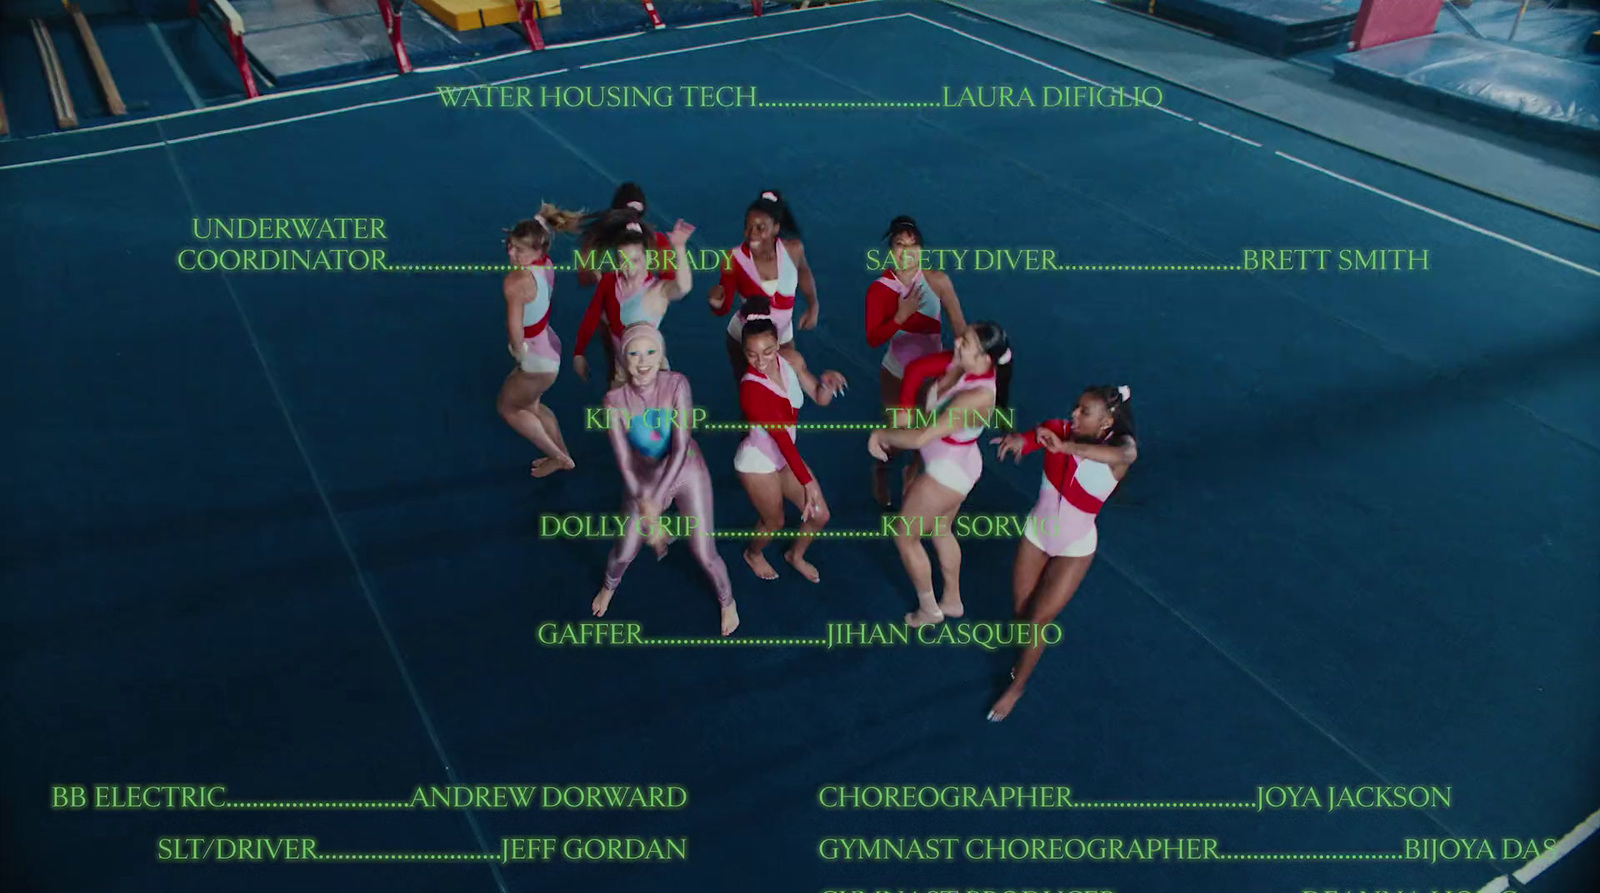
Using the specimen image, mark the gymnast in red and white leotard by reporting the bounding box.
[865,216,967,507]
[496,204,583,478]
[576,183,669,286]
[709,189,819,378]
[573,211,694,386]
[574,183,673,378]
[867,324,1013,627]
[735,296,847,583]
[986,385,1138,722]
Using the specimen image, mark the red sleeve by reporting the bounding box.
[740,379,812,486]
[865,280,902,348]
[898,351,953,409]
[573,275,613,357]
[1021,419,1071,455]
[714,261,739,316]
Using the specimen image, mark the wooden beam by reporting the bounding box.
[29,19,78,130]
[68,3,127,115]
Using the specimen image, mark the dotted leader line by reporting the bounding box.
[317,853,497,861]
[216,801,411,809]
[1070,801,1257,809]
[380,264,1250,273]
[756,101,945,108]
[308,850,1413,861]
[640,638,826,646]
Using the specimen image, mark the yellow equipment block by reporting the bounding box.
[449,0,560,28]
[481,0,519,26]
[417,0,486,30]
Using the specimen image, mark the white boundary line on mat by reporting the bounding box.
[0,12,905,172]
[907,12,1600,279]
[577,13,909,68]
[1476,806,1600,892]
[5,2,864,145]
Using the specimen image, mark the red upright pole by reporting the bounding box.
[227,29,259,98]
[376,0,413,72]
[515,1,546,51]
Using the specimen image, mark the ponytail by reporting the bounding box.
[739,294,780,344]
[507,201,584,254]
[1085,384,1136,440]
[969,320,1012,409]
[611,182,647,212]
[581,207,654,260]
[747,189,801,237]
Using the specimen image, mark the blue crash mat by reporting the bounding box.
[1333,32,1600,147]
[1140,0,1362,56]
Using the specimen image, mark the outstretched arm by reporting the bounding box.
[573,278,610,358]
[740,380,813,486]
[927,271,968,338]
[653,220,696,302]
[790,239,819,324]
[1044,431,1138,469]
[505,275,532,351]
[876,389,992,450]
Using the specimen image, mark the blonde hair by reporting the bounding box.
[506,201,585,253]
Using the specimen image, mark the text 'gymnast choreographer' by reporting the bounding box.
[816,836,1220,861]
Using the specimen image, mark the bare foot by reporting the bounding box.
[905,606,944,627]
[987,684,1025,722]
[871,466,890,508]
[784,549,820,583]
[592,587,615,617]
[531,456,575,478]
[720,602,740,637]
[938,593,965,618]
[743,550,778,580]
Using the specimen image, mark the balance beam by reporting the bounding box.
[67,3,127,116]
[29,18,78,129]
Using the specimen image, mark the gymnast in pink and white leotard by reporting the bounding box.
[867,323,1013,628]
[593,323,739,637]
[709,189,819,378]
[865,216,967,507]
[496,205,582,478]
[986,384,1138,722]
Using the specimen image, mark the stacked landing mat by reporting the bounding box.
[420,0,560,31]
